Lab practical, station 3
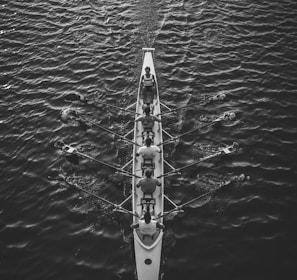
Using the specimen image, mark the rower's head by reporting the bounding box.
[145,66,151,73]
[144,211,152,224]
[144,106,151,115]
[145,137,152,147]
[144,169,152,178]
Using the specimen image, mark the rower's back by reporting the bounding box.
[136,169,161,195]
[136,106,160,134]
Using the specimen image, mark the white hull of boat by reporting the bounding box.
[132,48,164,280]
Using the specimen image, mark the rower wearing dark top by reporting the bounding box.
[135,106,161,135]
[141,66,156,105]
[136,169,161,195]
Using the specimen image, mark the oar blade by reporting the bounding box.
[186,195,211,208]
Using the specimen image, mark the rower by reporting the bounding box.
[141,66,156,106]
[136,169,161,196]
[136,138,161,172]
[135,106,161,138]
[130,212,165,239]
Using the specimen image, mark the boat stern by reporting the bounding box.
[133,230,163,280]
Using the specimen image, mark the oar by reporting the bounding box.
[176,119,224,138]
[61,144,141,178]
[157,101,204,117]
[158,143,239,178]
[159,113,234,147]
[158,120,219,146]
[64,178,138,217]
[159,190,213,219]
[91,99,141,115]
[157,94,227,117]
[78,116,141,147]
[159,180,231,219]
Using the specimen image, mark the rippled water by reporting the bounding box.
[1,0,297,279]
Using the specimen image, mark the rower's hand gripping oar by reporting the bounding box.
[64,177,139,217]
[60,144,141,178]
[157,142,239,179]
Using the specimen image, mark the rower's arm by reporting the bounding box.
[140,75,144,87]
[135,116,143,122]
[131,223,139,229]
[153,116,161,122]
[152,74,156,85]
[157,222,165,230]
[135,147,142,157]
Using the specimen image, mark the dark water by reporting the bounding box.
[1,0,297,279]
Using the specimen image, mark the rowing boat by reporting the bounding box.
[56,47,246,280]
[132,48,164,280]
